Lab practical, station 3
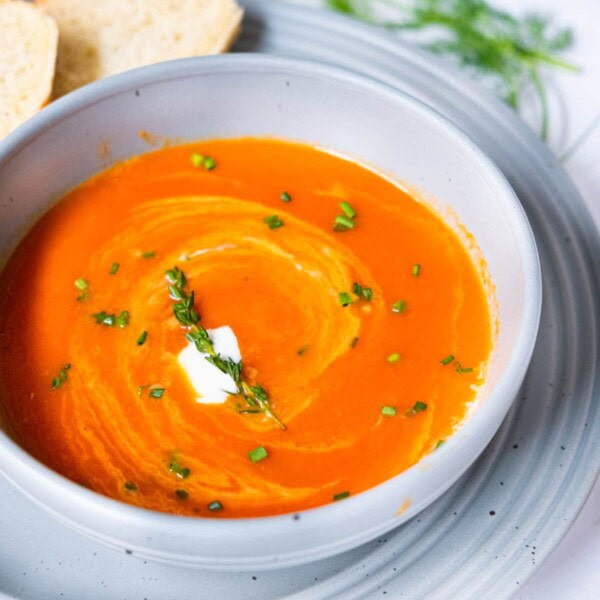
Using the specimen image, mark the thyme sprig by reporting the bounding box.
[165,266,286,430]
[327,0,577,140]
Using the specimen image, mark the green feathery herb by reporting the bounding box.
[208,500,223,511]
[280,191,292,202]
[381,405,397,416]
[165,266,286,430]
[440,354,455,365]
[338,291,354,307]
[136,331,148,346]
[455,362,474,374]
[387,352,401,363]
[149,387,165,399]
[142,251,156,259]
[110,262,120,275]
[175,489,189,500]
[123,481,138,492]
[436,439,446,449]
[51,363,71,389]
[412,263,421,277]
[326,0,577,139]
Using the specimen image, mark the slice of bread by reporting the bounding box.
[36,0,244,98]
[0,0,58,138]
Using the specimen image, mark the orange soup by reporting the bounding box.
[0,139,492,517]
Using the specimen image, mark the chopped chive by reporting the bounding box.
[352,282,373,301]
[169,458,190,479]
[175,489,189,500]
[208,500,223,512]
[136,331,148,346]
[280,191,292,202]
[142,251,156,259]
[362,288,373,301]
[406,401,428,417]
[74,278,88,291]
[436,440,445,449]
[412,263,421,277]
[263,215,284,230]
[191,153,204,167]
[149,387,165,399]
[339,201,356,219]
[110,262,120,275]
[455,363,474,374]
[203,156,216,170]
[333,490,350,501]
[381,405,397,416]
[248,445,268,463]
[338,292,353,307]
[350,336,359,348]
[94,310,130,328]
[297,345,309,356]
[387,352,400,363]
[51,363,71,389]
[391,300,406,314]
[440,354,455,366]
[333,214,355,231]
[123,481,138,492]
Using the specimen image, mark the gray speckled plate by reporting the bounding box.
[1,2,599,599]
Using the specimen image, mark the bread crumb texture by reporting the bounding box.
[36,0,244,98]
[0,0,58,137]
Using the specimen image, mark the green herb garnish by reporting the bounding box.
[338,291,353,307]
[436,439,446,449]
[352,282,373,301]
[412,263,421,277]
[169,456,191,479]
[208,500,223,511]
[142,251,156,259]
[191,153,216,170]
[136,331,148,346]
[149,387,165,399]
[123,481,138,492]
[74,278,89,301]
[248,445,268,463]
[333,490,350,501]
[333,214,355,231]
[110,262,120,275]
[440,354,455,365]
[381,405,397,416]
[391,300,407,314]
[280,191,292,202]
[175,489,189,500]
[406,401,428,417]
[51,363,71,389]
[387,352,400,363]
[165,266,286,430]
[93,310,130,328]
[455,363,474,374]
[340,201,356,219]
[326,0,577,140]
[264,215,284,230]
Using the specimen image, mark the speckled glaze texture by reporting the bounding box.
[0,1,596,599]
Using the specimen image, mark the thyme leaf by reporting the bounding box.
[165,266,286,430]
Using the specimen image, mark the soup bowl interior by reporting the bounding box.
[0,55,541,569]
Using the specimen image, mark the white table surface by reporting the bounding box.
[309,0,600,597]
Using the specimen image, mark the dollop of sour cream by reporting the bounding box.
[177,326,242,404]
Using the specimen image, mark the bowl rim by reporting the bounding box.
[0,53,542,537]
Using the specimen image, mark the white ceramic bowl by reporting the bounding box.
[0,55,541,570]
